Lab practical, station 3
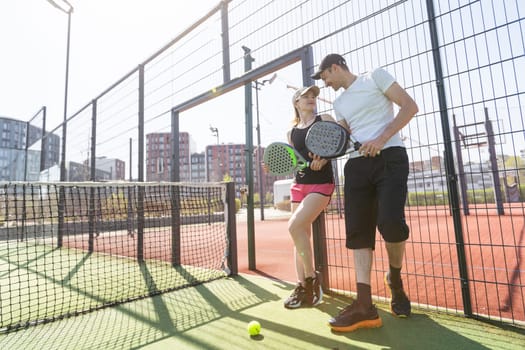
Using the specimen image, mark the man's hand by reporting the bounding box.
[359,139,384,157]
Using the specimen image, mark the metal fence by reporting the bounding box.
[0,106,50,182]
[38,0,523,327]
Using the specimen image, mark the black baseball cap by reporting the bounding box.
[311,54,348,80]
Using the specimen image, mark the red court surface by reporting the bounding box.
[63,205,524,324]
[236,207,525,323]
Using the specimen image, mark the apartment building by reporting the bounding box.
[0,115,60,181]
[146,132,191,181]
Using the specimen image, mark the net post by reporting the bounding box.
[21,184,27,242]
[127,185,135,235]
[88,186,96,251]
[312,211,328,291]
[171,184,181,266]
[136,185,145,262]
[226,182,238,275]
[57,185,65,248]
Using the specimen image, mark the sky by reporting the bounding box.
[0,0,304,154]
[2,1,521,162]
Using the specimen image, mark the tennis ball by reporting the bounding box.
[247,320,261,336]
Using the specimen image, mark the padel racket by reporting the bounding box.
[263,142,309,176]
[305,121,362,158]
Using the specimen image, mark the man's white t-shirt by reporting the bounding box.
[333,67,405,158]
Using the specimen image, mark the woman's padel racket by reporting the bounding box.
[263,142,309,176]
[305,121,362,158]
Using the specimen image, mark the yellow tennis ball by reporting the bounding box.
[247,320,261,336]
[211,87,217,93]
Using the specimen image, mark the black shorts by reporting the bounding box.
[343,147,410,249]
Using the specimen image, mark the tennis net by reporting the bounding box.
[0,181,237,333]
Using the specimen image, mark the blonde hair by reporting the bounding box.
[292,101,300,126]
[290,85,319,126]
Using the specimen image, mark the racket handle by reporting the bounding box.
[348,134,361,151]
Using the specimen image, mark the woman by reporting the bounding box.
[283,85,335,309]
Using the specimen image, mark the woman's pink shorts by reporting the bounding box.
[290,183,335,203]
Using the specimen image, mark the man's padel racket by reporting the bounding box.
[305,121,362,158]
[263,142,309,176]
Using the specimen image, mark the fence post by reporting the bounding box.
[88,100,97,252]
[485,108,504,215]
[220,1,230,83]
[170,109,181,266]
[312,211,329,291]
[137,64,145,262]
[243,46,256,270]
[452,114,470,216]
[426,0,472,316]
[226,181,238,275]
[40,106,47,173]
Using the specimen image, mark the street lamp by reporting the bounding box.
[210,126,219,144]
[253,73,276,221]
[209,126,221,182]
[47,0,73,249]
[47,0,73,182]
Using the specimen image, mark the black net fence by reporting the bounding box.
[0,181,236,333]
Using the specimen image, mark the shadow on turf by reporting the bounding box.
[250,334,264,341]
[315,293,512,350]
[227,276,516,349]
[1,274,522,349]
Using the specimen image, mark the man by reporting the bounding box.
[311,54,418,332]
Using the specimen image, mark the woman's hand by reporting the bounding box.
[308,152,327,171]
